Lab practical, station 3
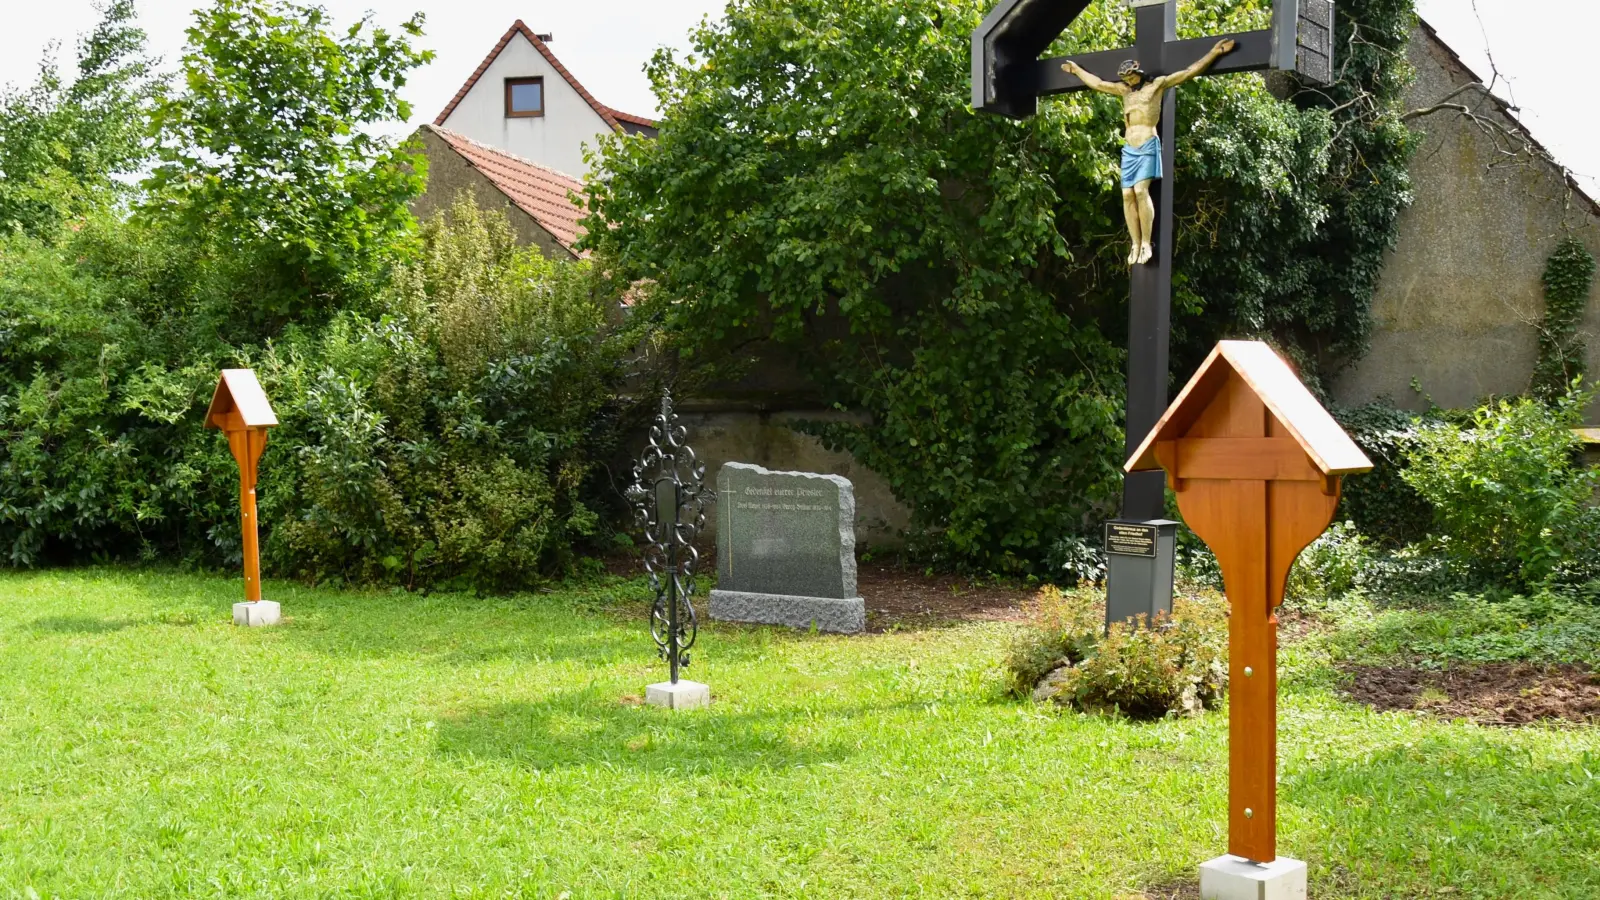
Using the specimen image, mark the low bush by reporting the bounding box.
[1005,585,1228,720]
[1285,521,1373,612]
[263,199,633,591]
[1324,589,1600,668]
[1042,533,1106,587]
[1401,383,1599,589]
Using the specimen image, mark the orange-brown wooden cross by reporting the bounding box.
[204,370,279,605]
[1127,341,1371,863]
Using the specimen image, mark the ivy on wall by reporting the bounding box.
[1532,237,1597,400]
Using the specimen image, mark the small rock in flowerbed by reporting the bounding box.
[1004,585,1228,720]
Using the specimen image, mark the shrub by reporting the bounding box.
[0,197,634,591]
[1005,585,1228,720]
[1326,588,1600,667]
[1401,383,1599,589]
[261,199,631,591]
[1043,534,1106,587]
[1286,521,1372,610]
[1332,402,1435,546]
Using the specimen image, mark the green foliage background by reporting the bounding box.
[1402,384,1600,590]
[585,0,1416,568]
[0,2,635,590]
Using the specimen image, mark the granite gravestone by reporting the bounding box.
[708,462,864,634]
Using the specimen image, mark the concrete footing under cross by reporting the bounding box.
[645,680,710,710]
[232,600,281,627]
[1199,855,1307,900]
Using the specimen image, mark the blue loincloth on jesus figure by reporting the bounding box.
[1120,136,1163,189]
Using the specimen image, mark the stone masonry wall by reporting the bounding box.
[1332,24,1600,415]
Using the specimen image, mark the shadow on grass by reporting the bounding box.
[435,688,902,772]
[266,589,813,670]
[26,615,146,634]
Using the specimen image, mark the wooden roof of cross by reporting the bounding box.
[1125,340,1372,476]
[205,369,278,430]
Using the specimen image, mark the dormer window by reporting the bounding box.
[505,77,544,118]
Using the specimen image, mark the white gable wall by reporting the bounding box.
[439,34,611,178]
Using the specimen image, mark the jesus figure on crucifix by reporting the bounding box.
[1063,38,1235,266]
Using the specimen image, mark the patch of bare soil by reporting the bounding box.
[1342,662,1600,726]
[1274,609,1331,645]
[857,562,1032,632]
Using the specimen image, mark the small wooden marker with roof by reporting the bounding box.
[204,370,279,624]
[1127,341,1370,871]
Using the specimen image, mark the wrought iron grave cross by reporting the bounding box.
[626,390,713,686]
[972,0,1334,622]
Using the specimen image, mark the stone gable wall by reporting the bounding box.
[1332,25,1600,416]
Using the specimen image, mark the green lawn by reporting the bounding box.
[0,570,1594,899]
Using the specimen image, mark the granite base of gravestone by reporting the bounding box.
[708,462,865,634]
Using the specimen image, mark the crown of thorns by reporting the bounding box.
[1117,60,1147,80]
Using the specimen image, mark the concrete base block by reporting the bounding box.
[645,680,710,710]
[232,600,281,627]
[709,589,865,634]
[1199,855,1307,900]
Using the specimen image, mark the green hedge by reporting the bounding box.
[0,200,634,591]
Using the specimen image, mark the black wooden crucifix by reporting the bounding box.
[973,0,1333,620]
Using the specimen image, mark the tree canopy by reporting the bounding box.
[0,0,159,237]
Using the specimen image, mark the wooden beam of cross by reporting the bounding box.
[972,0,1334,523]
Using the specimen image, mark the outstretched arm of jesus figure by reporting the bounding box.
[1159,38,1237,88]
[1060,60,1128,96]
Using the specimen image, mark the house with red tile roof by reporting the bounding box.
[412,21,657,259]
[412,125,589,259]
[432,20,656,179]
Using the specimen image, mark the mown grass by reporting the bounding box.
[0,569,1595,899]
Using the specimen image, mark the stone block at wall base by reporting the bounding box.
[709,590,865,634]
[1199,855,1307,900]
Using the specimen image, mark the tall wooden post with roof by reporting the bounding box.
[204,369,281,627]
[1126,341,1370,897]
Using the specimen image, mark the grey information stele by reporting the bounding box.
[1103,519,1178,628]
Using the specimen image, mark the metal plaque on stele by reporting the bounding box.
[1105,522,1159,558]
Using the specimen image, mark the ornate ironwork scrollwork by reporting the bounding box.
[625,390,712,684]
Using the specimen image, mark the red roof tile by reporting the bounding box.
[429,125,587,253]
[604,106,657,129]
[433,20,654,134]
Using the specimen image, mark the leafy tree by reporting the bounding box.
[145,0,434,323]
[0,0,160,237]
[584,0,1416,567]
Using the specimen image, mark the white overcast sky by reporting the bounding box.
[1,1,1596,192]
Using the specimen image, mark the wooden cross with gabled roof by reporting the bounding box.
[205,369,278,618]
[1127,340,1370,868]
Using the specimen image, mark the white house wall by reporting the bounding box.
[439,34,610,178]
